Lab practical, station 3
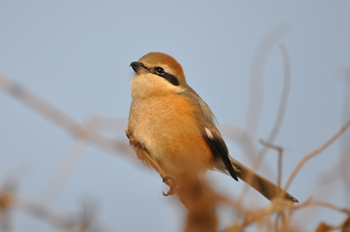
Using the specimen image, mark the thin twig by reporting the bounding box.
[36,139,87,204]
[255,43,291,167]
[291,200,350,215]
[316,74,350,204]
[259,139,284,187]
[0,73,136,161]
[238,40,291,204]
[245,24,290,137]
[125,131,169,181]
[284,119,350,191]
[124,130,180,195]
[14,197,101,232]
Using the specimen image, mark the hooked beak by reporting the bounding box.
[130,62,149,74]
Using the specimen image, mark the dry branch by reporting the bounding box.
[256,43,291,166]
[238,40,292,204]
[284,119,350,191]
[245,23,290,137]
[0,73,135,161]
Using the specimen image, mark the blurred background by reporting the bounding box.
[0,1,349,231]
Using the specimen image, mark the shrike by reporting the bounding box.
[127,52,297,203]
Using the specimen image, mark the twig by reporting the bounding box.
[0,73,136,161]
[14,197,101,232]
[0,188,13,232]
[124,130,179,195]
[256,43,291,166]
[284,119,350,191]
[259,139,284,187]
[124,130,195,208]
[125,131,169,182]
[291,200,350,215]
[245,24,290,137]
[238,40,291,204]
[316,74,350,203]
[36,139,87,204]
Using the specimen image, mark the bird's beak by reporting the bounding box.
[130,62,149,74]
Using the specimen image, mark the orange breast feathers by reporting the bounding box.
[128,93,215,177]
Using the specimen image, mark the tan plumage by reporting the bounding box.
[127,52,298,203]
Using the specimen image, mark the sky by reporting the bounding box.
[0,1,350,231]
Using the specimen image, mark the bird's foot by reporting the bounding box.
[162,176,177,196]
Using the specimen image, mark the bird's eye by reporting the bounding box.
[155,67,164,74]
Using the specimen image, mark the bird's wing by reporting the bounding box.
[178,87,298,203]
[179,87,238,181]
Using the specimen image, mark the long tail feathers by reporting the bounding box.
[229,157,298,203]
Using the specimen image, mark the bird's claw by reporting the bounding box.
[162,176,177,196]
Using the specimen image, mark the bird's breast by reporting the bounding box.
[128,94,214,176]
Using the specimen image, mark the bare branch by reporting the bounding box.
[0,73,136,161]
[14,197,102,232]
[259,139,284,187]
[36,139,87,204]
[256,43,291,166]
[245,23,290,137]
[238,40,292,204]
[292,200,350,215]
[284,119,350,191]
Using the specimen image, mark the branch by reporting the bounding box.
[256,43,291,166]
[238,40,292,204]
[245,23,290,137]
[292,200,350,215]
[259,139,284,187]
[284,119,350,191]
[0,73,136,161]
[14,197,101,232]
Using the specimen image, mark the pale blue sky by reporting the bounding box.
[1,1,349,231]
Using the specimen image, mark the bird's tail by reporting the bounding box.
[229,157,298,203]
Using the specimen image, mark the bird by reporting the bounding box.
[127,52,298,203]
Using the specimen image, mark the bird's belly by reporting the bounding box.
[129,97,185,160]
[128,95,214,176]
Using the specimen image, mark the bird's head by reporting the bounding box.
[130,52,187,99]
